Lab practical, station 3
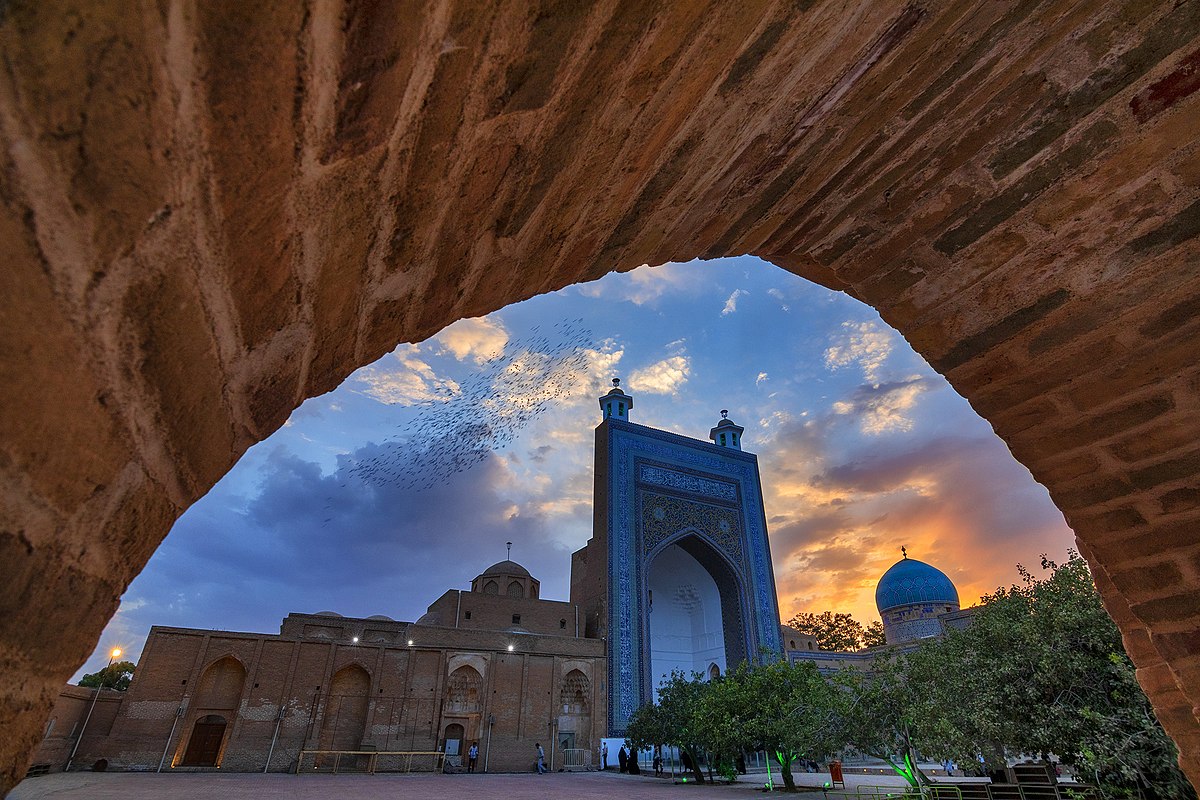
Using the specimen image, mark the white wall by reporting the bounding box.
[647,544,726,699]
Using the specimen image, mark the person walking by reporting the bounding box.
[601,741,608,770]
[536,742,547,774]
[618,746,628,773]
[467,741,479,773]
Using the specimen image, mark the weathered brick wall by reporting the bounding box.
[425,590,584,637]
[37,620,604,775]
[1,1,1198,791]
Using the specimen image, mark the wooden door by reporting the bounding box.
[182,715,227,766]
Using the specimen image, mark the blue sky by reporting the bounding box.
[80,256,1075,676]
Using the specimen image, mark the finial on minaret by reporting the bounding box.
[901,545,908,559]
[507,541,512,559]
[709,409,745,451]
[599,377,633,422]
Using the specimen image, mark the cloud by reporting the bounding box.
[353,345,460,405]
[435,317,509,364]
[573,262,698,307]
[824,320,893,383]
[722,289,748,316]
[756,372,769,386]
[767,288,790,312]
[99,431,586,666]
[760,410,1075,625]
[830,377,936,435]
[629,355,691,395]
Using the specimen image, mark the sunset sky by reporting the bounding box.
[79,255,1076,676]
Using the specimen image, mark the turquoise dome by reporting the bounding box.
[875,557,959,612]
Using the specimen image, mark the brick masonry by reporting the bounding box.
[1,1,1198,792]
[30,586,605,776]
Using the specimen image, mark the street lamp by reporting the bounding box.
[66,647,122,772]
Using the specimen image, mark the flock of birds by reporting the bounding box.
[340,318,599,496]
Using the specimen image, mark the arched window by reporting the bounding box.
[789,640,796,649]
[507,580,524,598]
[560,670,590,715]
[483,580,498,595]
[708,664,720,680]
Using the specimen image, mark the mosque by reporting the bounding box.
[30,381,963,776]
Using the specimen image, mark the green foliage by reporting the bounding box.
[787,611,868,651]
[863,620,886,648]
[78,660,136,691]
[833,658,929,788]
[902,553,1195,799]
[624,672,712,783]
[627,660,844,791]
[698,659,842,791]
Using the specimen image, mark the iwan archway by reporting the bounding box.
[1,2,1198,790]
[646,538,745,696]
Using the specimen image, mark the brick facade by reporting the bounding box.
[33,575,604,775]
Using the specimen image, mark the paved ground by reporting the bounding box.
[10,769,919,799]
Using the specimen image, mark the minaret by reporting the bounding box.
[599,378,634,422]
[709,409,745,450]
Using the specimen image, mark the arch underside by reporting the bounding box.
[1,1,1199,790]
[646,537,747,695]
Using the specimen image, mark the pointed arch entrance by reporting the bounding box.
[646,535,747,698]
[176,656,245,768]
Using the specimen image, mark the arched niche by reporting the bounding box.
[319,664,371,753]
[645,535,746,697]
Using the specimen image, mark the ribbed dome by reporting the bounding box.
[875,557,959,612]
[480,559,530,577]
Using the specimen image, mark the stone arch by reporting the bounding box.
[2,3,1200,789]
[483,580,499,595]
[506,580,524,598]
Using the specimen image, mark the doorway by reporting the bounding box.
[181,714,227,766]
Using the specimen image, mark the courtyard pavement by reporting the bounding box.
[10,768,918,799]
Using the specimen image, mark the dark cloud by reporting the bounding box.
[119,436,571,649]
[528,445,555,463]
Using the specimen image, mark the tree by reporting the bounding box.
[698,659,843,791]
[903,554,1195,799]
[78,660,136,691]
[787,611,866,651]
[624,672,713,783]
[834,657,933,789]
[862,620,886,648]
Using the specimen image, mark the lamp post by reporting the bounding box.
[66,647,121,772]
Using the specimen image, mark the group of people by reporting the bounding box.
[597,742,664,777]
